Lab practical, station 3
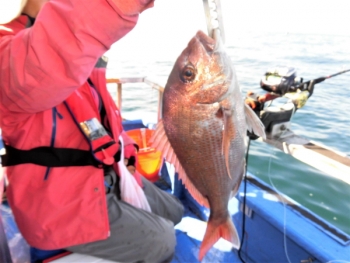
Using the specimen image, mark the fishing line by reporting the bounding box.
[267,148,292,263]
[265,95,295,263]
[237,137,251,263]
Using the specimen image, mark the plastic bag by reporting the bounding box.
[118,136,151,212]
[1,203,30,263]
[1,152,30,263]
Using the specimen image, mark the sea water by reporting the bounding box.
[105,32,350,235]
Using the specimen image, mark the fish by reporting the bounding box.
[151,30,265,261]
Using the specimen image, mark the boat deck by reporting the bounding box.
[0,196,240,263]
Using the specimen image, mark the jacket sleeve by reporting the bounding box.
[0,0,154,114]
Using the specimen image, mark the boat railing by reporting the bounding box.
[107,77,164,121]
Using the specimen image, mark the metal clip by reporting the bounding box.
[202,0,225,43]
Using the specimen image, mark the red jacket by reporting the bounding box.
[0,0,154,249]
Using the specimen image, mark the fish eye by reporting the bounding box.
[180,64,196,83]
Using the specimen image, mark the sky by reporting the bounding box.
[107,0,350,62]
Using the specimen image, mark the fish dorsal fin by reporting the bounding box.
[244,103,266,139]
[151,120,209,208]
[222,109,235,179]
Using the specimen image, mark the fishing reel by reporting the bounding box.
[260,66,320,102]
[260,66,303,95]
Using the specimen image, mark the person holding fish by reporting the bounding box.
[0,0,184,262]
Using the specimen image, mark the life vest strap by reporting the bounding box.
[1,145,104,167]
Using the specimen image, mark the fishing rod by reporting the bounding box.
[246,67,350,140]
[260,67,350,98]
[244,66,350,112]
[291,68,350,97]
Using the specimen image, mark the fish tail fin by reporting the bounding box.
[199,216,240,261]
[244,103,266,139]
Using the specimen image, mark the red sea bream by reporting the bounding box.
[151,30,265,261]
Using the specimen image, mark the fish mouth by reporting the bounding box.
[194,31,216,53]
[194,30,223,53]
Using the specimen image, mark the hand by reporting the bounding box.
[245,91,279,110]
[123,145,143,187]
[124,159,136,174]
[124,144,138,174]
[245,91,260,110]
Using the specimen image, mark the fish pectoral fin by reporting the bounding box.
[151,120,210,208]
[222,109,235,179]
[199,216,240,261]
[151,120,175,165]
[150,119,166,146]
[244,103,266,139]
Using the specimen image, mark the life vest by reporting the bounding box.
[2,86,120,169]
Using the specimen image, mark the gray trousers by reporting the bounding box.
[67,169,184,263]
